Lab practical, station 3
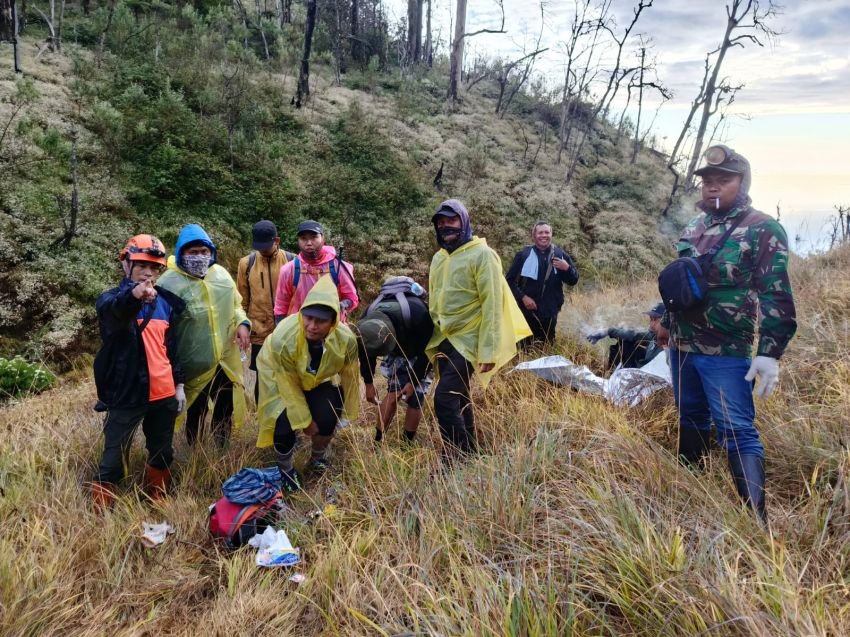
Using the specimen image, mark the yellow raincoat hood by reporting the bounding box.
[256,275,360,447]
[427,236,531,387]
[157,256,250,429]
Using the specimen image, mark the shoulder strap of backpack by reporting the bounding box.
[329,259,339,286]
[394,292,412,328]
[292,256,300,290]
[705,210,749,263]
[227,503,261,544]
[226,492,282,544]
[542,246,558,285]
[246,251,257,282]
[137,297,157,334]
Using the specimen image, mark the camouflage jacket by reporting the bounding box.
[671,204,797,359]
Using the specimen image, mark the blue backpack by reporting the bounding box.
[292,256,339,289]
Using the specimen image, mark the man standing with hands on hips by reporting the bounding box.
[667,145,796,523]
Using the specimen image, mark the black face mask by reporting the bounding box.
[437,226,462,249]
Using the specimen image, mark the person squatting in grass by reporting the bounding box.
[91,235,186,510]
[273,220,359,325]
[157,224,252,448]
[587,302,670,371]
[237,220,294,405]
[256,275,360,491]
[668,145,797,523]
[427,199,532,459]
[354,276,433,445]
[505,221,579,347]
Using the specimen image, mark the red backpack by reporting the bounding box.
[208,492,282,549]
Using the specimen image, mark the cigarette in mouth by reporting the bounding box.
[715,197,720,209]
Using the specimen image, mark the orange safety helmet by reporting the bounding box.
[119,234,168,267]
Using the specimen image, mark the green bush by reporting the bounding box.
[0,356,56,399]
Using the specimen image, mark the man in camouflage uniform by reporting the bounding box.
[669,144,796,523]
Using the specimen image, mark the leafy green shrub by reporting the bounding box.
[584,167,655,209]
[0,356,56,399]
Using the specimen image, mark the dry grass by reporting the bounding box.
[2,246,848,635]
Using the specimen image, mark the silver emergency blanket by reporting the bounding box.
[514,352,671,407]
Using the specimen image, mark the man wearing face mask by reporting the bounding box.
[274,220,359,324]
[426,199,531,459]
[158,224,252,447]
[669,145,797,523]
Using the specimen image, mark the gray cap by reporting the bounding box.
[355,313,396,357]
[301,304,336,321]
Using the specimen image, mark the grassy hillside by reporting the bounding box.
[1,245,848,636]
[1,1,675,366]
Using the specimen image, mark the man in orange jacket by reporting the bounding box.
[91,235,186,510]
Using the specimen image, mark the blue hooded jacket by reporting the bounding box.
[174,224,217,269]
[431,199,473,252]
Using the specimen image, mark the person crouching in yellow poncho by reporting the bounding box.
[256,275,360,492]
[157,224,251,447]
[427,199,531,459]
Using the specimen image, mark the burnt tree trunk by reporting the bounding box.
[448,0,467,102]
[350,0,360,62]
[294,0,318,108]
[407,0,422,64]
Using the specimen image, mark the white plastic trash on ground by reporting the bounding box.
[248,527,301,567]
[514,352,671,407]
[140,522,174,548]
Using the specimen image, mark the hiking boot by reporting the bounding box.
[728,453,767,524]
[280,468,302,493]
[678,426,712,469]
[145,465,172,501]
[90,481,115,512]
[308,457,331,474]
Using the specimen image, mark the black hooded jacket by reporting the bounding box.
[93,278,186,410]
[505,246,579,318]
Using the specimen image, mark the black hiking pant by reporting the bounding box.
[273,382,344,455]
[185,367,233,447]
[96,396,178,484]
[434,340,477,456]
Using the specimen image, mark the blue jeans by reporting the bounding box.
[669,349,763,457]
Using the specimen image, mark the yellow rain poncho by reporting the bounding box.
[158,256,250,430]
[256,275,360,448]
[427,236,531,387]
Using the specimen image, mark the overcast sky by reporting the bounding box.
[384,0,850,251]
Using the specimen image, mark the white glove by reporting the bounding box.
[175,384,187,413]
[744,356,779,399]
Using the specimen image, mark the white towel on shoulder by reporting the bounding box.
[520,250,539,280]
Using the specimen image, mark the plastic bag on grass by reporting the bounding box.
[248,527,301,567]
